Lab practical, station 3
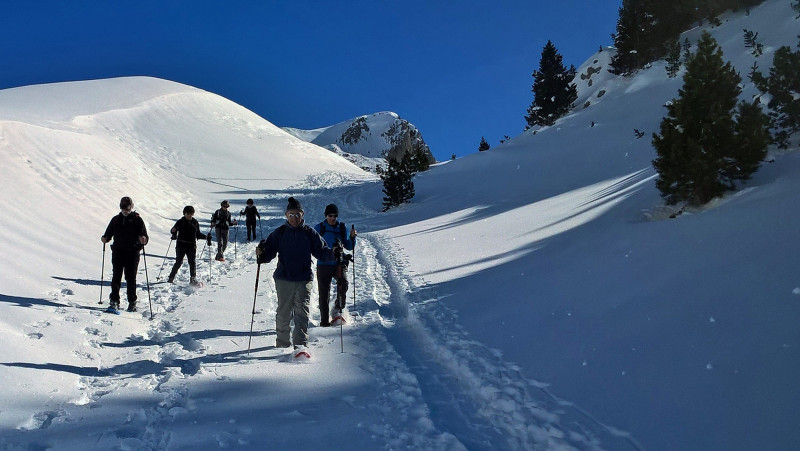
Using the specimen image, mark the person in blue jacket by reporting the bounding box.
[314,204,357,326]
[256,197,337,353]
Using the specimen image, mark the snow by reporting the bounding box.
[1,1,799,449]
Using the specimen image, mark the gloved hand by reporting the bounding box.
[171,234,177,240]
[255,246,265,264]
[206,236,212,246]
[333,241,343,258]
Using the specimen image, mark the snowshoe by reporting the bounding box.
[105,306,121,315]
[293,346,311,360]
[330,308,346,326]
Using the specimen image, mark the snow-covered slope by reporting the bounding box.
[1,1,799,450]
[0,76,367,297]
[358,1,800,449]
[284,111,435,171]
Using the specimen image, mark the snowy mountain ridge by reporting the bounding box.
[284,111,436,171]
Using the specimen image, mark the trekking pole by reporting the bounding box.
[352,225,356,312]
[339,285,344,353]
[247,263,262,356]
[208,242,213,281]
[258,216,263,240]
[142,246,154,320]
[98,243,106,304]
[156,238,173,281]
[233,213,241,259]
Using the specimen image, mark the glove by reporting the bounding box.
[255,246,265,264]
[206,236,212,246]
[333,241,343,258]
[171,234,177,240]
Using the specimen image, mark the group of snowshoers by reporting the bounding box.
[100,196,357,358]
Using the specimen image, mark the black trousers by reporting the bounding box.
[110,250,140,306]
[316,264,349,324]
[246,220,257,240]
[169,244,197,279]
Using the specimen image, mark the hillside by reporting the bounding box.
[1,1,799,450]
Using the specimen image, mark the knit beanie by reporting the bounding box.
[286,196,303,213]
[324,204,339,216]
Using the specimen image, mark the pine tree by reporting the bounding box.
[753,37,800,148]
[525,40,578,129]
[478,136,490,152]
[379,151,415,211]
[652,31,769,205]
[665,40,682,77]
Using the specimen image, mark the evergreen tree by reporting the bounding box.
[610,0,767,75]
[478,136,490,151]
[652,31,769,205]
[610,0,658,74]
[379,151,415,211]
[753,37,800,148]
[525,40,578,128]
[665,40,682,77]
[727,101,771,183]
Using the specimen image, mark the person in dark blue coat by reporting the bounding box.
[256,197,336,353]
[314,203,357,326]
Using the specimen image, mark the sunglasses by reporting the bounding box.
[327,214,338,218]
[287,212,303,218]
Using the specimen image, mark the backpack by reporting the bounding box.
[318,221,347,245]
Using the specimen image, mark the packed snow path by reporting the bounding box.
[2,179,638,450]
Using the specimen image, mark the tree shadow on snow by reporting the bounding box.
[1,343,282,379]
[0,293,66,308]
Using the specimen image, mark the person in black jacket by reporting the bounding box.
[256,197,336,354]
[101,196,149,312]
[240,198,261,241]
[167,205,208,285]
[210,200,236,261]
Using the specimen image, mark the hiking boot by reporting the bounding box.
[109,300,120,310]
[167,275,175,283]
[126,304,137,312]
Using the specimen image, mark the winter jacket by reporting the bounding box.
[314,220,355,266]
[171,217,207,249]
[211,208,234,230]
[241,205,260,223]
[257,220,335,282]
[103,212,148,254]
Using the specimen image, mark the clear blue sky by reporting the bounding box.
[1,1,621,161]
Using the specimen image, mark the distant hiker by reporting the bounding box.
[240,198,261,241]
[210,200,236,261]
[167,205,208,285]
[255,197,336,356]
[314,203,357,327]
[100,196,149,312]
